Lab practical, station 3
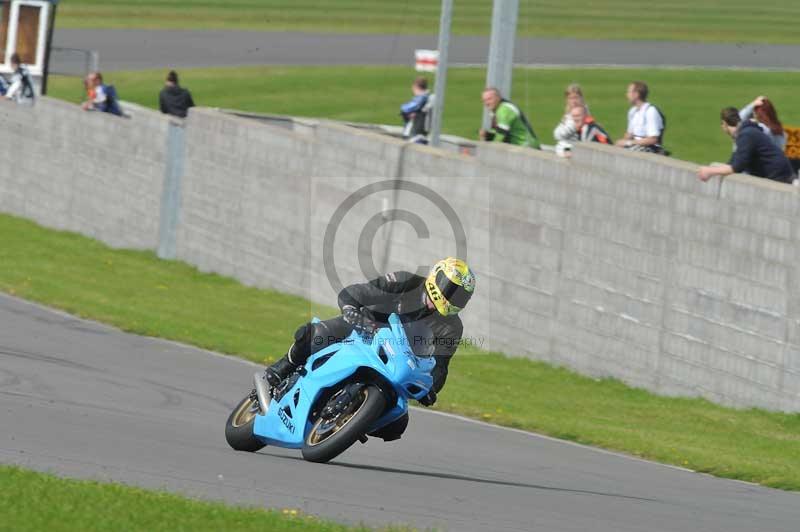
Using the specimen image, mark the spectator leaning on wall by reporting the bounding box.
[570,105,612,145]
[159,70,195,118]
[399,76,431,142]
[479,87,541,149]
[553,83,589,143]
[81,72,123,116]
[697,107,795,184]
[615,81,667,155]
[4,53,35,105]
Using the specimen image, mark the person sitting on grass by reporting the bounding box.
[479,87,541,149]
[697,107,795,184]
[614,81,667,155]
[739,96,786,151]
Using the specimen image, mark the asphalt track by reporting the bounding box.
[53,29,800,71]
[2,293,800,531]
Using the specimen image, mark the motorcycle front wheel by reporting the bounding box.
[224,393,266,452]
[302,384,386,463]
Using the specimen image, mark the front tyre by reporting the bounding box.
[225,394,266,452]
[302,385,386,463]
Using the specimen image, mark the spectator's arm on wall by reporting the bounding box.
[615,108,636,146]
[553,114,576,141]
[697,163,733,181]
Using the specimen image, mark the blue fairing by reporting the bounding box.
[252,313,435,448]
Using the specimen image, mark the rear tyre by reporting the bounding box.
[302,385,386,463]
[225,394,266,452]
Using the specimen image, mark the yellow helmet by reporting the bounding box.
[425,258,476,316]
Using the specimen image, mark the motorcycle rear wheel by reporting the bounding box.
[225,394,266,452]
[302,384,385,463]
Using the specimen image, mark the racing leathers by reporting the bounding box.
[281,270,464,396]
[267,271,464,441]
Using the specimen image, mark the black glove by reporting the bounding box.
[418,390,437,407]
[342,305,377,335]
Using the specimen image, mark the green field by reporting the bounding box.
[2,213,800,490]
[57,0,800,44]
[49,66,800,165]
[0,465,408,532]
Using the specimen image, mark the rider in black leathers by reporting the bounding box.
[265,258,476,441]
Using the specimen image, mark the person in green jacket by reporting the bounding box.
[479,87,541,149]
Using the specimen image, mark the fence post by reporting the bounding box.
[157,120,186,260]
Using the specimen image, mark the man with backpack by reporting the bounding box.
[615,81,667,154]
[82,72,123,116]
[4,54,35,105]
[479,87,541,149]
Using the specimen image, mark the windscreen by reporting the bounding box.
[401,320,435,358]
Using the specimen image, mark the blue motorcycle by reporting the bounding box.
[224,313,436,463]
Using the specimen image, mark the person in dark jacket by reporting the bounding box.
[698,107,795,183]
[265,258,476,441]
[159,70,195,118]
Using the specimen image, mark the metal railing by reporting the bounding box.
[48,47,99,78]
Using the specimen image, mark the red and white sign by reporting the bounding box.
[415,49,439,72]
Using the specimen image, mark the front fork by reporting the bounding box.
[253,372,270,415]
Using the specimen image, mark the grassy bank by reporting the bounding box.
[57,0,800,44]
[0,465,405,531]
[48,66,800,165]
[2,213,799,490]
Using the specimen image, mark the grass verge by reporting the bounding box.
[48,66,800,165]
[0,465,407,531]
[57,0,800,45]
[2,213,800,490]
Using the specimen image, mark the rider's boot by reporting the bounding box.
[265,353,297,388]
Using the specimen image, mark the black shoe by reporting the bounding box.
[265,356,297,388]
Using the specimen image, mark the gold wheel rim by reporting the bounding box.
[232,397,257,428]
[306,388,369,447]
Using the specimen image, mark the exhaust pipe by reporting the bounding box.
[253,372,270,415]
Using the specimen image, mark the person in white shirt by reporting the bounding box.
[615,81,666,154]
[4,53,35,105]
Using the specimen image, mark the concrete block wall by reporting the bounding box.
[570,143,799,409]
[0,97,170,250]
[2,102,799,411]
[177,108,314,296]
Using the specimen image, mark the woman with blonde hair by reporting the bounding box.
[554,83,589,142]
